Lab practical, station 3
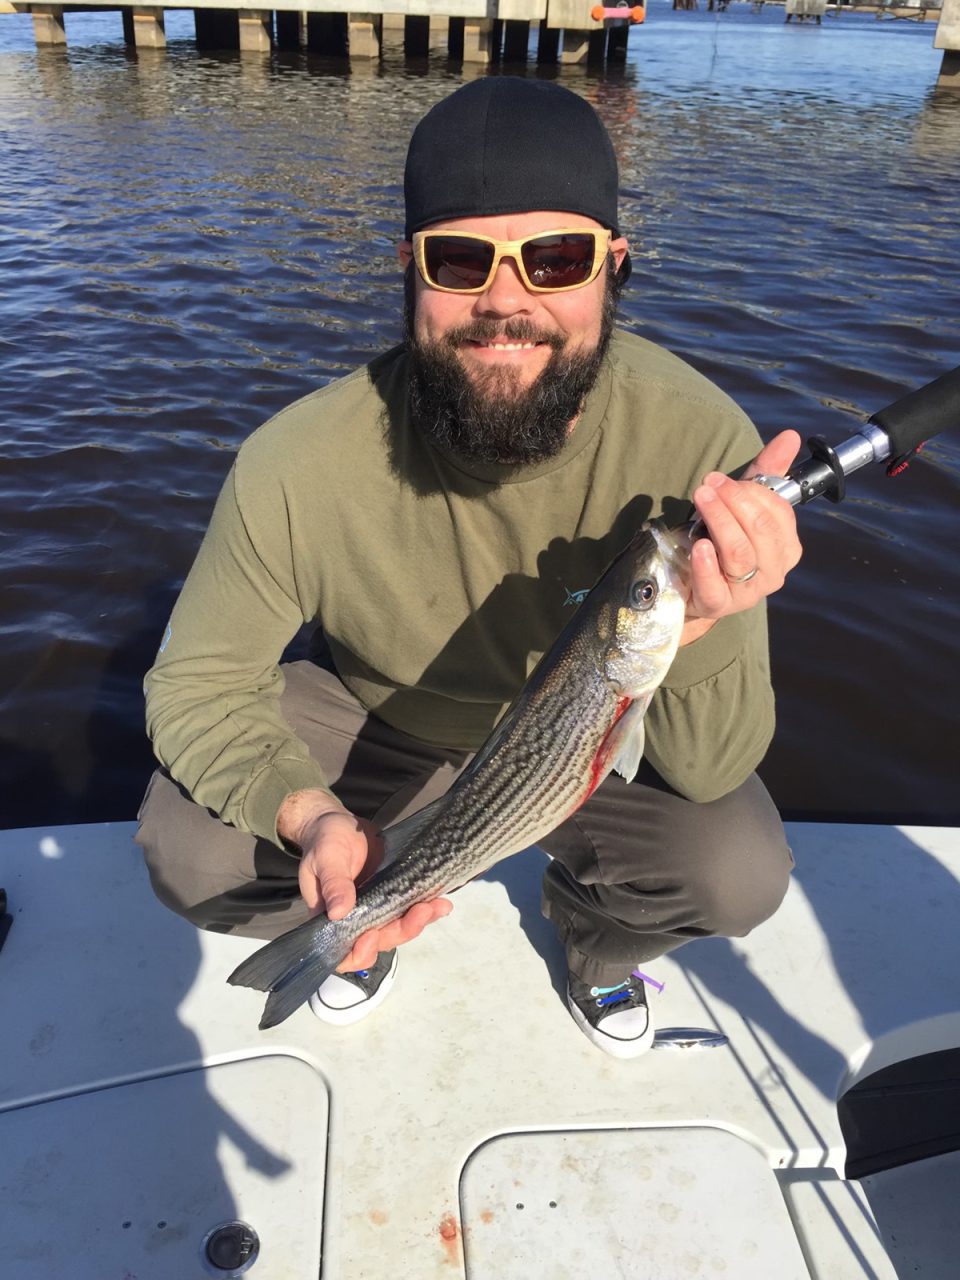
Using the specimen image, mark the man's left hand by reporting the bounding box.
[682,429,803,641]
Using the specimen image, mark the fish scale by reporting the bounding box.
[228,523,691,1029]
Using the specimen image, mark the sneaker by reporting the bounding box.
[567,970,655,1058]
[308,949,398,1026]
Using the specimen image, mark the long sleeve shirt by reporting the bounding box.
[145,328,775,845]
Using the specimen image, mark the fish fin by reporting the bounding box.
[227,912,353,1030]
[379,792,450,867]
[610,695,653,784]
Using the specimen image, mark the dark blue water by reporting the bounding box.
[1,2,958,827]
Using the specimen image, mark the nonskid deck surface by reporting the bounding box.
[0,821,957,1278]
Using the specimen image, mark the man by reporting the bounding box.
[137,77,801,1058]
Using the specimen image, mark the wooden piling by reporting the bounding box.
[536,19,560,62]
[446,14,464,57]
[560,27,589,63]
[274,8,301,47]
[546,0,612,63]
[348,11,380,58]
[238,7,271,50]
[936,0,960,87]
[131,5,166,47]
[405,12,429,55]
[607,16,629,60]
[462,16,492,63]
[502,18,530,60]
[32,4,66,44]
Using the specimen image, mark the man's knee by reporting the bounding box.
[135,768,299,936]
[683,824,793,938]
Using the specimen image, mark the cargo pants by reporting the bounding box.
[136,660,792,987]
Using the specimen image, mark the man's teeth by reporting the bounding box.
[478,340,538,350]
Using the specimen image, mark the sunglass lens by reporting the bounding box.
[521,233,597,288]
[424,236,495,290]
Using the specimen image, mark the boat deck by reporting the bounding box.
[1,820,958,1277]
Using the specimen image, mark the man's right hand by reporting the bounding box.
[276,788,453,973]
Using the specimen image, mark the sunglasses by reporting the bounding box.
[412,228,612,295]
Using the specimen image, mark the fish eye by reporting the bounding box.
[630,579,657,610]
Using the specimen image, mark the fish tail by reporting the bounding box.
[227,912,356,1029]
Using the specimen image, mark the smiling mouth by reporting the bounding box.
[468,339,542,352]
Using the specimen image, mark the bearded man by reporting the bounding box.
[137,78,801,1057]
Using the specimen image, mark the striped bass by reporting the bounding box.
[228,520,693,1028]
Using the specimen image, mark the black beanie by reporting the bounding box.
[404,78,624,242]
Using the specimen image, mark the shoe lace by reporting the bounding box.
[590,968,665,1008]
[590,980,635,1008]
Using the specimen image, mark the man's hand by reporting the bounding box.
[277,789,453,973]
[680,429,803,645]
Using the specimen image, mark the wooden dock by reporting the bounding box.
[1,0,646,63]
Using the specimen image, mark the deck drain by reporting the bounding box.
[202,1221,260,1275]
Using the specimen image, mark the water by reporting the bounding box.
[1,3,958,829]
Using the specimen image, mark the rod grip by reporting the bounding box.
[869,364,960,457]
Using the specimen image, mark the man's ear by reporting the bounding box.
[609,236,630,272]
[397,240,413,268]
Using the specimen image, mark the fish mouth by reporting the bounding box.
[650,522,693,594]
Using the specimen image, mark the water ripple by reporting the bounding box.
[1,3,958,824]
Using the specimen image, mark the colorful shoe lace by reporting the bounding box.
[567,969,655,1058]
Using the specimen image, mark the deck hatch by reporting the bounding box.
[0,1054,327,1279]
[459,1125,810,1278]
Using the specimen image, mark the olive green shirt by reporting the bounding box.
[145,329,774,844]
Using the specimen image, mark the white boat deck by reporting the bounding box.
[1,820,958,1278]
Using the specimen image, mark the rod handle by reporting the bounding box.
[869,364,960,461]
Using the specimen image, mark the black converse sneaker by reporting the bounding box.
[567,969,656,1058]
[308,949,398,1026]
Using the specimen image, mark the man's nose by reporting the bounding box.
[474,256,536,315]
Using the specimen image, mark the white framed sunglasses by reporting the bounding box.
[412,227,613,295]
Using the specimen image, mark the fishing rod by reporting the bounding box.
[756,363,960,507]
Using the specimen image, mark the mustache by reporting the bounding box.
[442,318,566,349]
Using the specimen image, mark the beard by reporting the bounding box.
[403,264,620,467]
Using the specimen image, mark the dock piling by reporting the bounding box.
[936,0,960,86]
[32,4,66,43]
[536,19,560,61]
[347,11,380,58]
[274,8,300,47]
[132,5,166,47]
[560,26,589,61]
[939,48,960,87]
[404,12,429,55]
[502,17,530,60]
[238,8,271,50]
[462,16,492,62]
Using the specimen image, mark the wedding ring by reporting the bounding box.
[725,566,759,584]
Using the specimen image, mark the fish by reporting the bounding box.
[227,520,693,1029]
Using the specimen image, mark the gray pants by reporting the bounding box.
[136,661,792,986]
